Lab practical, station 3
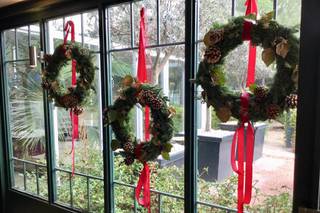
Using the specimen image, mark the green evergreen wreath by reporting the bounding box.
[42,43,96,112]
[196,14,299,122]
[103,76,175,165]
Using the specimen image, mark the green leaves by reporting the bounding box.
[106,109,118,124]
[111,139,121,151]
[161,151,170,160]
[163,143,173,153]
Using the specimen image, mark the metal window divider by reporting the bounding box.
[40,19,58,205]
[99,5,114,213]
[185,0,197,213]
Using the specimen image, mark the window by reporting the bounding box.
[107,0,186,212]
[0,0,304,212]
[3,24,48,198]
[46,10,104,212]
[195,0,301,212]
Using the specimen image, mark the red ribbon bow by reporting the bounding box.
[64,20,78,177]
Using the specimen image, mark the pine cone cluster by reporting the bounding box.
[204,47,221,64]
[123,142,134,153]
[59,95,79,108]
[267,104,281,119]
[137,90,163,110]
[203,29,224,47]
[285,94,298,108]
[254,86,268,102]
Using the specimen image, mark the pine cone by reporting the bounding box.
[41,80,51,90]
[203,29,224,47]
[124,155,134,166]
[216,107,231,123]
[285,94,298,109]
[59,95,79,108]
[204,47,221,64]
[73,106,84,115]
[254,86,268,102]
[267,104,281,119]
[123,142,134,153]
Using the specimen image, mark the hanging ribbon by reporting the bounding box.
[231,1,258,212]
[135,162,151,213]
[63,20,78,176]
[137,7,150,141]
[135,7,151,212]
[231,92,255,213]
[242,0,258,87]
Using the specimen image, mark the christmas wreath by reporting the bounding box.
[103,76,175,165]
[196,14,299,122]
[42,43,96,112]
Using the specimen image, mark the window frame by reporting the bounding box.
[0,0,315,213]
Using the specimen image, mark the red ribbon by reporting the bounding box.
[135,163,151,213]
[137,8,150,141]
[231,1,258,212]
[135,7,151,212]
[242,0,258,87]
[64,20,78,176]
[231,92,255,213]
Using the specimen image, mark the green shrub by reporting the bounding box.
[25,148,292,213]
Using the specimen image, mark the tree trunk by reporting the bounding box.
[151,47,175,85]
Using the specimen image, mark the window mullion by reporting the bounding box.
[40,20,57,204]
[185,0,197,212]
[98,5,114,213]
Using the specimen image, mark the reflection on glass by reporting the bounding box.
[4,24,47,199]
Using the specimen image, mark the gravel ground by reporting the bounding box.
[252,121,294,201]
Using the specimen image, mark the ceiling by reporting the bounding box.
[0,0,25,8]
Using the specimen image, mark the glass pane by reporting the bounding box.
[47,18,64,53]
[16,26,29,60]
[109,4,131,49]
[110,44,185,211]
[160,0,185,44]
[30,25,41,51]
[197,0,299,212]
[47,10,104,212]
[277,0,301,27]
[133,0,157,46]
[236,0,273,16]
[3,29,15,61]
[83,11,100,51]
[64,14,83,45]
[5,57,47,198]
[199,0,232,40]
